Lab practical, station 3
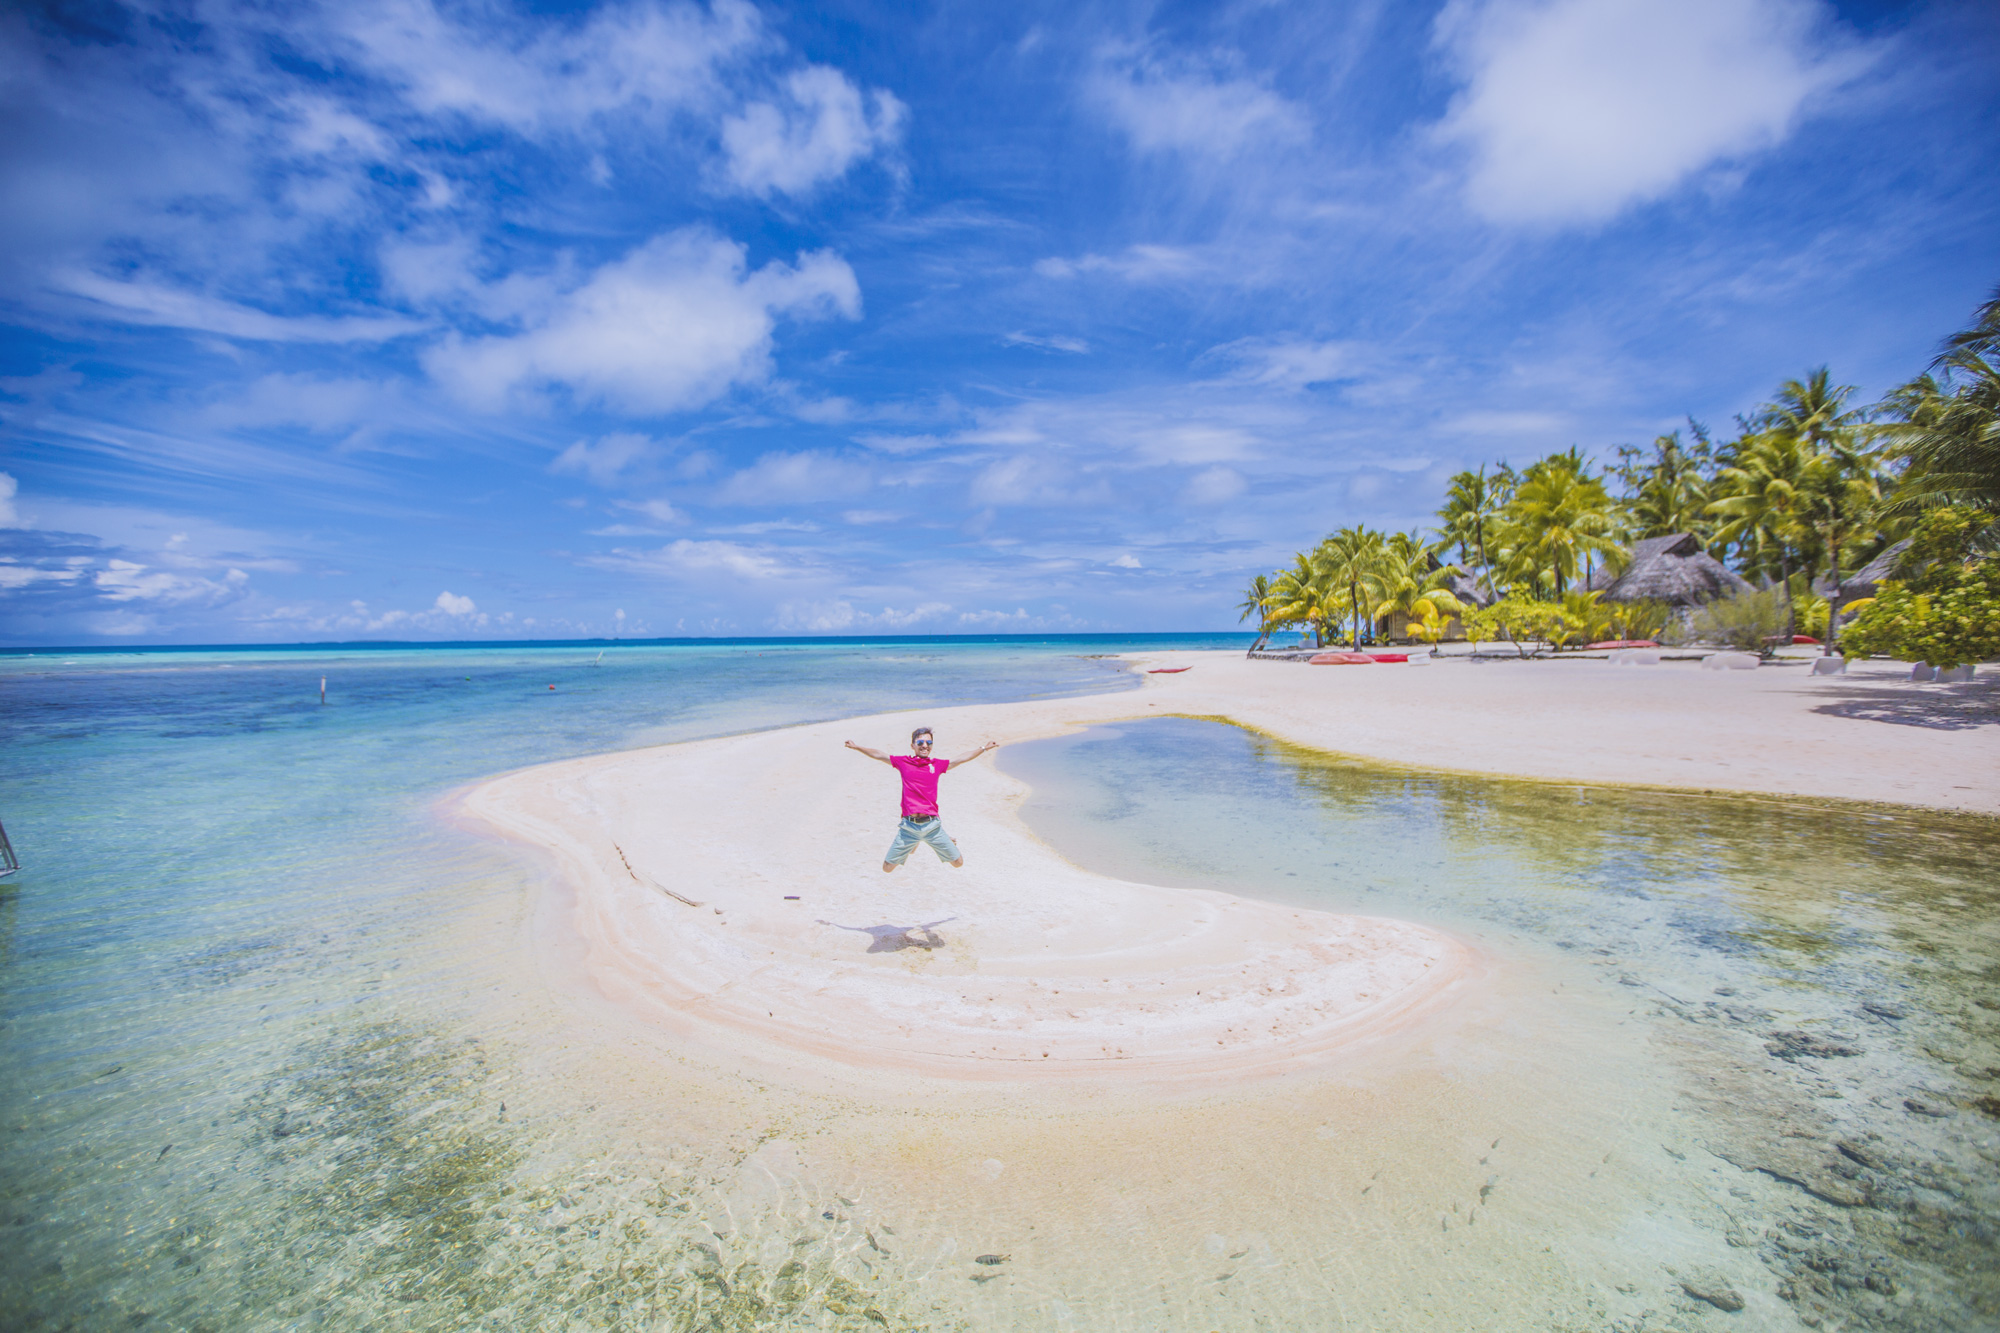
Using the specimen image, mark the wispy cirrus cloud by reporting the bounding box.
[579,537,814,581]
[1089,46,1309,158]
[712,450,874,505]
[1003,331,1089,354]
[56,273,425,344]
[1033,245,1199,282]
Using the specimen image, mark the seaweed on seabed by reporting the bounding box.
[231,1020,524,1326]
[223,1020,946,1331]
[662,1249,911,1332]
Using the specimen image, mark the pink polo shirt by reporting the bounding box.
[890,755,951,817]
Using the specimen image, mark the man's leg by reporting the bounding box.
[883,821,920,874]
[923,822,965,869]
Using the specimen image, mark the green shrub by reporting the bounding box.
[1841,557,2000,670]
[1466,595,1575,655]
[1686,588,1790,655]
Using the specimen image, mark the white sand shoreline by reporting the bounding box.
[458,648,1992,1087]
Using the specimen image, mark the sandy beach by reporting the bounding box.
[461,650,1995,1086]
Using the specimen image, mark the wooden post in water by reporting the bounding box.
[320,676,326,705]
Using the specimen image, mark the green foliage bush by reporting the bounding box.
[1841,560,2000,669]
[1466,594,1575,654]
[1686,588,1790,654]
[1841,508,2000,669]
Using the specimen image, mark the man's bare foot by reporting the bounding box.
[950,857,965,868]
[881,862,897,873]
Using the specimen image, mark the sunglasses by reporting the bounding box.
[914,738,933,746]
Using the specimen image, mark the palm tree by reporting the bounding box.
[1316,526,1389,648]
[1437,465,1510,595]
[1880,287,2000,520]
[1499,453,1621,597]
[1237,573,1277,653]
[1625,431,1712,540]
[1797,457,1882,653]
[1762,367,1863,458]
[1709,430,1811,639]
[1266,554,1336,647]
[1371,532,1468,643]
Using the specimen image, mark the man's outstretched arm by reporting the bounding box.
[844,740,894,765]
[943,740,998,769]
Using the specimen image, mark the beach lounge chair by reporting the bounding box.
[1938,664,1975,683]
[1910,663,1937,683]
[1809,656,1846,676]
[1702,652,1760,670]
[1609,648,1661,666]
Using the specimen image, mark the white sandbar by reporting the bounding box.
[461,650,1992,1084]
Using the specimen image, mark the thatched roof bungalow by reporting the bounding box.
[1817,539,1909,602]
[1443,571,1495,609]
[1589,533,1752,606]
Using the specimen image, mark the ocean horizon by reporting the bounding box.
[0,630,1259,656]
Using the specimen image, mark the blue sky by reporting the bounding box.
[1,0,1995,644]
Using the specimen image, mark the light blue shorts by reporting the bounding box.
[885,817,962,866]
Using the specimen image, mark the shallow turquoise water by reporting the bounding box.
[0,635,1244,1330]
[7,647,1996,1331]
[1001,717,2000,1331]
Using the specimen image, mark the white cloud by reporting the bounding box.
[553,432,658,483]
[1003,332,1090,354]
[1033,245,1199,282]
[613,497,685,526]
[957,607,1033,627]
[1142,424,1256,466]
[582,538,806,581]
[721,65,905,197]
[1108,553,1141,568]
[94,559,250,604]
[199,374,403,433]
[434,590,477,616]
[971,454,1079,508]
[1185,466,1248,505]
[425,230,861,413]
[714,450,873,505]
[331,0,764,135]
[1091,50,1308,158]
[0,563,81,589]
[853,432,947,455]
[1433,0,1870,224]
[1444,409,1570,435]
[1206,338,1366,389]
[0,473,17,527]
[772,599,951,632]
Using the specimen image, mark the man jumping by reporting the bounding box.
[844,727,997,872]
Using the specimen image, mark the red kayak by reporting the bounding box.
[1587,639,1660,650]
[1792,635,1821,645]
[1310,652,1377,665]
[1146,666,1192,674]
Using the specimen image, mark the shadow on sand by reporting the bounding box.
[816,918,956,952]
[1804,675,1998,731]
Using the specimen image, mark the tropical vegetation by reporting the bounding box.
[1238,286,2000,663]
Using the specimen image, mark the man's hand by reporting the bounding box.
[946,740,999,767]
[845,740,892,764]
